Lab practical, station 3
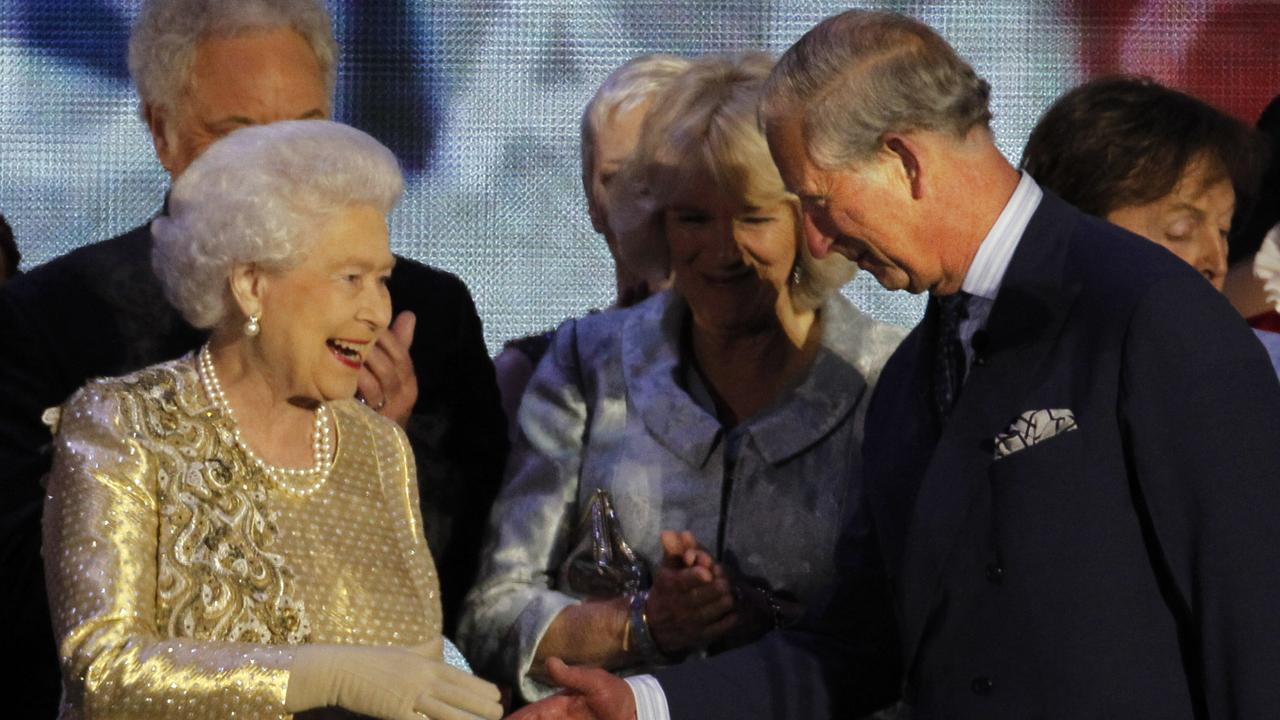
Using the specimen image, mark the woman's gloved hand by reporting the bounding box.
[286,638,503,720]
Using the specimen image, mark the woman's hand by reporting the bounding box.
[408,640,504,720]
[644,530,737,656]
[287,638,502,720]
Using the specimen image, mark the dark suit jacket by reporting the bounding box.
[656,192,1280,718]
[0,221,508,717]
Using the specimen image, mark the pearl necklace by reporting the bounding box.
[197,344,333,495]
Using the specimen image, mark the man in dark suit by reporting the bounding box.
[512,10,1280,720]
[0,1,506,715]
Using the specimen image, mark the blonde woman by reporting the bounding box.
[459,53,905,702]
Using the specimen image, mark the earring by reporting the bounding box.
[790,265,802,287]
[244,312,260,337]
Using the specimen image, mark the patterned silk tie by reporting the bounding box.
[932,292,971,420]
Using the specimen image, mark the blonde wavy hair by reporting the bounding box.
[609,52,855,311]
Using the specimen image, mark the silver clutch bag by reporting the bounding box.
[559,488,651,598]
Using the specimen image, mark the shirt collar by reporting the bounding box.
[960,172,1043,300]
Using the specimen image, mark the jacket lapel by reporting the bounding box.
[896,193,1084,670]
[621,292,724,469]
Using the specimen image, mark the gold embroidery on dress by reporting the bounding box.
[110,362,312,645]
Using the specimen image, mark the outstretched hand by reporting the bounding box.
[505,658,636,720]
[358,310,419,427]
[645,530,737,655]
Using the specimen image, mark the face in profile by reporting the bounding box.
[665,170,799,332]
[1105,156,1234,291]
[151,27,330,178]
[253,204,395,403]
[767,117,937,294]
[589,100,650,239]
[590,100,668,305]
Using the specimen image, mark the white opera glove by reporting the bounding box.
[405,640,504,720]
[286,639,502,720]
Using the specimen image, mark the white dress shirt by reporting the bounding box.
[955,172,1042,372]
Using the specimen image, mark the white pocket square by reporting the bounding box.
[993,408,1078,459]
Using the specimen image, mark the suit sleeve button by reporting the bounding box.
[985,564,1004,583]
[971,676,994,695]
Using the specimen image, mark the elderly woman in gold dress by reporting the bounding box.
[42,120,502,720]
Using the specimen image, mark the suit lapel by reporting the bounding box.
[896,193,1084,670]
[865,317,938,579]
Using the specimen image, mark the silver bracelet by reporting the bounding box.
[625,589,660,660]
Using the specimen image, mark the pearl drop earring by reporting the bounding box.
[244,312,261,337]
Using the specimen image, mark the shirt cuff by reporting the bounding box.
[625,674,671,720]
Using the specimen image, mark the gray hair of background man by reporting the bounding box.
[579,54,693,195]
[760,9,992,169]
[151,120,403,329]
[128,0,339,114]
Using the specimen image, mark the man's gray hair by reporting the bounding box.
[128,0,338,113]
[152,120,403,329]
[580,54,692,194]
[762,10,991,169]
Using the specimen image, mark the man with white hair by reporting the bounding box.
[494,53,690,431]
[512,10,1280,720]
[0,2,506,714]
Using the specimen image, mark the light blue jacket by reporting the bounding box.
[458,289,905,699]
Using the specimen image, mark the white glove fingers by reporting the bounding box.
[433,663,502,702]
[416,693,496,720]
[425,676,504,718]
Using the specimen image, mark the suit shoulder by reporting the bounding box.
[542,296,647,372]
[388,256,473,304]
[1062,211,1198,306]
[4,225,151,306]
[576,292,665,348]
[1044,204,1246,360]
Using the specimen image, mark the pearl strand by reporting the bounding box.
[197,344,333,495]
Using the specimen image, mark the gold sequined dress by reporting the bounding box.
[42,355,442,719]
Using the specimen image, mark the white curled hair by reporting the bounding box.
[580,54,693,195]
[128,0,337,114]
[610,53,855,311]
[151,120,403,329]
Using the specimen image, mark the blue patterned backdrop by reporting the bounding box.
[1,1,1277,351]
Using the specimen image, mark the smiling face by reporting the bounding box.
[150,27,330,179]
[252,203,394,403]
[767,116,938,294]
[666,170,799,333]
[1104,155,1234,291]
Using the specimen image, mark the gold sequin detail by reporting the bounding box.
[43,355,442,719]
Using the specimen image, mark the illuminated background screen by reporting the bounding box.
[1,0,1277,352]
